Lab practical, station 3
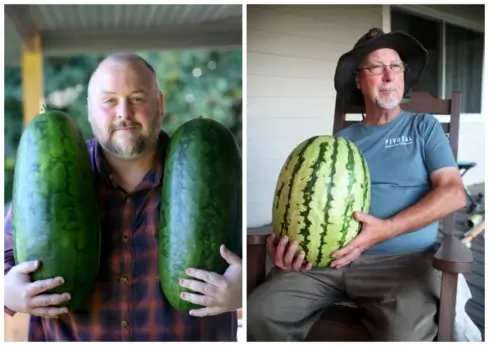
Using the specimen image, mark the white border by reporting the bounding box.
[2,1,488,345]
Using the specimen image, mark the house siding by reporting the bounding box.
[247,5,383,227]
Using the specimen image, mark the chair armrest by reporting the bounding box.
[247,226,273,295]
[433,235,474,273]
[248,225,272,245]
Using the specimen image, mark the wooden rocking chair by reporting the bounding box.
[247,91,474,342]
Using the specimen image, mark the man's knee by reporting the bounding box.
[246,285,283,341]
[385,283,438,341]
[246,289,264,322]
[377,326,437,342]
[247,285,279,324]
[380,318,438,342]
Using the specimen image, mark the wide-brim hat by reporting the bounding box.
[334,28,428,106]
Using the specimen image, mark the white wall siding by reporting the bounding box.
[247,5,383,227]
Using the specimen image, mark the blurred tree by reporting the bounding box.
[4,47,242,203]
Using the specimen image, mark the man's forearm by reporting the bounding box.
[387,184,466,237]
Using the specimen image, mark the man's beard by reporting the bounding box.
[375,84,402,110]
[99,119,160,160]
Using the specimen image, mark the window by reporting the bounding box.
[391,7,484,113]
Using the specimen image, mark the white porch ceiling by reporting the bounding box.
[5,4,243,66]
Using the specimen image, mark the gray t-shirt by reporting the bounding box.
[336,110,457,254]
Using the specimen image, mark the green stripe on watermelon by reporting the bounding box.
[316,136,339,266]
[12,105,101,311]
[337,138,357,249]
[299,139,329,265]
[275,136,318,238]
[159,117,241,312]
[360,151,371,219]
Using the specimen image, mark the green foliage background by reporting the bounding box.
[4,48,242,203]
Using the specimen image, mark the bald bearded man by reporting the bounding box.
[4,53,242,342]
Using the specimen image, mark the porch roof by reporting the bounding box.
[5,4,242,66]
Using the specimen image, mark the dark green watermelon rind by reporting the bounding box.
[12,111,101,311]
[159,118,241,312]
[230,163,243,259]
[298,139,329,261]
[273,149,295,210]
[337,139,357,249]
[360,153,371,215]
[316,137,339,266]
[279,136,318,238]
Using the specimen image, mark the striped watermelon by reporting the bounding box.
[272,135,371,267]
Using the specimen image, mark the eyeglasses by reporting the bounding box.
[359,63,407,75]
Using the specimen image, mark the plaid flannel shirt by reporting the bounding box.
[4,131,237,341]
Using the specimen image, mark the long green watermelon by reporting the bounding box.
[12,105,101,311]
[159,117,242,312]
[272,135,371,267]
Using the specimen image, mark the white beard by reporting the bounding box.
[376,97,400,110]
[375,84,402,110]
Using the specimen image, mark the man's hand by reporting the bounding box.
[179,245,242,317]
[268,233,312,272]
[4,260,71,318]
[330,211,392,268]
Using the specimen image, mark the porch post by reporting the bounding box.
[6,33,46,340]
[21,32,44,126]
